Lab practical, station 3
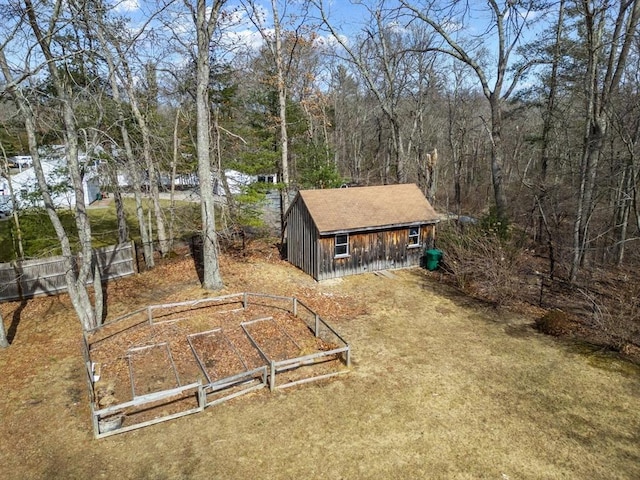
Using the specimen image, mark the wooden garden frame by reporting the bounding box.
[82,292,350,438]
[187,328,268,407]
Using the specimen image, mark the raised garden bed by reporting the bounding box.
[82,293,350,438]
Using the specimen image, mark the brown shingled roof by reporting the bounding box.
[294,184,439,234]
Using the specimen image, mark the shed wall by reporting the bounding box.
[316,224,436,281]
[286,199,319,279]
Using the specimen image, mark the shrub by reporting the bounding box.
[437,221,525,306]
[535,310,575,336]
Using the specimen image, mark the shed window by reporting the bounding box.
[408,226,420,247]
[335,234,349,257]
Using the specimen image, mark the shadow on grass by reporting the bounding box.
[8,298,27,344]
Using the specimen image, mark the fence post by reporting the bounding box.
[91,404,100,438]
[315,314,319,337]
[270,360,276,391]
[198,384,206,409]
[293,297,297,316]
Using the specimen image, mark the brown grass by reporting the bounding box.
[1,242,639,479]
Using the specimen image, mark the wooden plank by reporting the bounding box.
[93,381,202,416]
[205,380,266,407]
[274,369,350,390]
[95,404,203,439]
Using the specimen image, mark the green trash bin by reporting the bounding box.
[424,249,443,271]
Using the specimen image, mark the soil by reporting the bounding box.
[1,240,639,479]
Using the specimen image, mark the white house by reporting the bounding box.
[217,170,278,195]
[0,154,101,214]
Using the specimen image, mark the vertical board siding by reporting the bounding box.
[286,198,319,279]
[94,243,137,280]
[316,224,436,281]
[0,256,69,300]
[0,242,136,302]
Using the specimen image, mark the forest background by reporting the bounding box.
[0,0,639,357]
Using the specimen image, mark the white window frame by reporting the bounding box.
[408,226,421,248]
[334,234,349,258]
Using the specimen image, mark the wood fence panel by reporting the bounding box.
[0,263,21,300]
[95,242,136,280]
[0,242,136,302]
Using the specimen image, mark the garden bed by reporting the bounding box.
[83,293,350,438]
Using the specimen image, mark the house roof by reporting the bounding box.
[293,184,439,234]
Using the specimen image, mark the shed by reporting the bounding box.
[284,184,440,280]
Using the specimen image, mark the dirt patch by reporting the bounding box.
[1,241,639,479]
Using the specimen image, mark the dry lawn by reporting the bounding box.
[1,243,639,479]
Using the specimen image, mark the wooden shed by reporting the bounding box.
[284,184,440,280]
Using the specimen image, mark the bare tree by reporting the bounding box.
[315,1,430,184]
[610,78,640,265]
[186,0,226,290]
[399,0,546,221]
[539,0,566,188]
[570,0,640,281]
[112,44,170,258]
[330,65,369,183]
[2,0,104,330]
[87,5,156,268]
[445,62,473,214]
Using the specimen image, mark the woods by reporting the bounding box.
[1,0,639,338]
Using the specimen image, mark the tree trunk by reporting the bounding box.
[1,147,24,258]
[270,0,291,231]
[193,0,224,290]
[22,0,98,330]
[0,310,8,348]
[489,94,508,220]
[537,0,565,243]
[169,108,180,253]
[540,0,565,187]
[122,73,169,258]
[427,148,438,204]
[101,18,169,259]
[570,0,640,282]
[114,187,129,245]
[393,120,406,183]
[61,100,99,330]
[615,163,632,265]
[107,165,129,244]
